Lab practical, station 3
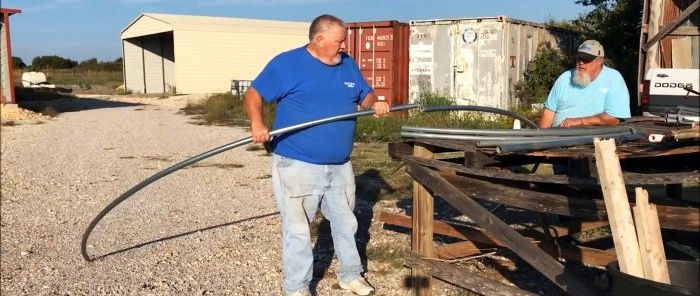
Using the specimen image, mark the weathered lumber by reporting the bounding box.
[404,251,539,296]
[594,138,645,278]
[433,241,484,260]
[670,126,700,141]
[380,211,618,267]
[406,163,600,296]
[633,188,670,283]
[437,172,699,231]
[403,155,698,186]
[411,143,434,296]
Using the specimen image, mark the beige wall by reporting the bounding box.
[122,16,171,39]
[174,29,308,94]
[1,21,12,103]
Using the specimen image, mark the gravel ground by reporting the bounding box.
[1,95,484,296]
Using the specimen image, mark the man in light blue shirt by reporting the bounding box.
[539,40,631,128]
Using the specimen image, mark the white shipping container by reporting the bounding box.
[409,16,578,109]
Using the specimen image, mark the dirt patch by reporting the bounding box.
[0,104,50,123]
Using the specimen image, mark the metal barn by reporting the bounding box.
[121,13,309,95]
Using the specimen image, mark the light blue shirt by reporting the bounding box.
[544,66,631,127]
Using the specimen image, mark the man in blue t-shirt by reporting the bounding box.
[244,14,389,296]
[539,40,631,128]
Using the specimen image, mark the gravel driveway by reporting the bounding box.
[1,95,445,296]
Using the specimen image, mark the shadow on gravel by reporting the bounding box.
[89,212,279,261]
[19,97,144,115]
[310,169,392,293]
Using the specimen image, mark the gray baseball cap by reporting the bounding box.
[577,40,604,60]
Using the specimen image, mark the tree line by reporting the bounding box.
[12,55,123,72]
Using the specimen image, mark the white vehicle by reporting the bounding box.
[640,68,699,119]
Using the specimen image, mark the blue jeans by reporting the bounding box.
[272,154,364,294]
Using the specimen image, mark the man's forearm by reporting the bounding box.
[579,113,620,126]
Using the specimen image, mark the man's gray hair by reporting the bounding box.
[309,14,345,40]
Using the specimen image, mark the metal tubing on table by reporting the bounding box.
[496,133,642,153]
[401,125,634,137]
[477,132,636,147]
[400,131,567,141]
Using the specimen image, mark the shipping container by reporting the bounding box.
[346,21,410,107]
[409,16,578,109]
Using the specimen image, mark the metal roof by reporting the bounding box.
[121,13,309,39]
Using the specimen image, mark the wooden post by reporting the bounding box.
[633,187,671,283]
[411,143,434,295]
[645,0,663,69]
[593,138,645,278]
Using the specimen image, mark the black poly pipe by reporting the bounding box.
[80,104,419,261]
[421,105,539,129]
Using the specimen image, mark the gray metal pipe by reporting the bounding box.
[477,131,635,147]
[496,133,642,153]
[401,125,634,137]
[400,131,565,141]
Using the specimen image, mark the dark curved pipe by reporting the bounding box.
[421,105,539,129]
[81,104,419,261]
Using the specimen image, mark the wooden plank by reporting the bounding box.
[411,143,434,296]
[593,138,645,278]
[671,37,693,68]
[433,241,484,260]
[633,188,670,283]
[404,251,539,296]
[645,0,663,68]
[381,211,608,241]
[380,211,618,267]
[522,143,700,158]
[668,26,700,36]
[670,126,700,141]
[643,0,700,52]
[403,156,697,186]
[438,172,699,231]
[406,163,600,296]
[381,211,511,245]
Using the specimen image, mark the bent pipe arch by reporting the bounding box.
[422,105,539,129]
[80,104,419,261]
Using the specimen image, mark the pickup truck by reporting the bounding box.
[640,68,699,123]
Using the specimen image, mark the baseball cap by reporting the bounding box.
[577,40,604,61]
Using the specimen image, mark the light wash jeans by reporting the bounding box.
[271,153,364,294]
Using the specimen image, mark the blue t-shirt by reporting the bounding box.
[544,66,631,127]
[251,46,372,164]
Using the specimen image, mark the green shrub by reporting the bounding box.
[183,93,275,127]
[514,43,570,106]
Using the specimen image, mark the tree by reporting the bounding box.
[31,55,78,70]
[514,43,571,106]
[11,56,26,69]
[573,0,643,105]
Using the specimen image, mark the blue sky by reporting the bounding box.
[2,0,590,64]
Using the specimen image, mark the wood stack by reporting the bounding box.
[594,138,671,283]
